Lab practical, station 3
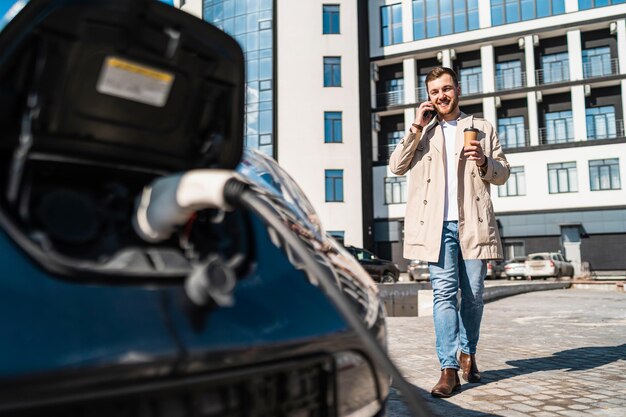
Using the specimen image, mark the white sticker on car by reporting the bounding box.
[96,57,174,107]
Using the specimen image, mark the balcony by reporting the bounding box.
[374,143,397,163]
[536,63,570,85]
[500,129,530,148]
[583,58,620,79]
[376,89,405,108]
[415,86,428,103]
[539,126,575,145]
[495,71,527,91]
[587,119,625,140]
[459,76,482,96]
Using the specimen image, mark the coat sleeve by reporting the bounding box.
[389,130,421,176]
[478,122,510,186]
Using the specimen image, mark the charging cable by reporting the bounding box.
[133,170,432,417]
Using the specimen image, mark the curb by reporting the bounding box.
[378,281,573,317]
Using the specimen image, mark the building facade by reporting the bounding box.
[177,0,626,273]
[176,0,367,246]
[369,0,626,273]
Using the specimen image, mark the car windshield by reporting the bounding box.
[530,254,549,260]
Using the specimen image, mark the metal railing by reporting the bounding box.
[536,62,570,85]
[459,77,482,96]
[587,119,625,140]
[375,143,398,162]
[415,86,428,102]
[583,57,619,79]
[500,129,530,148]
[539,126,575,145]
[495,71,527,91]
[375,89,405,107]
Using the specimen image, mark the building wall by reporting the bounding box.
[175,0,201,17]
[276,0,364,246]
[581,233,626,270]
[369,1,626,269]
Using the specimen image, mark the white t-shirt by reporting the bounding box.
[440,119,459,221]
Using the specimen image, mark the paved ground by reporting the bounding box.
[385,288,626,417]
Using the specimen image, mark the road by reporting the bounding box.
[385,288,626,416]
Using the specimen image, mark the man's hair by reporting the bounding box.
[425,67,459,89]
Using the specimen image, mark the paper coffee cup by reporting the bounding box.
[464,127,479,148]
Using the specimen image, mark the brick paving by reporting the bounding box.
[385,288,626,416]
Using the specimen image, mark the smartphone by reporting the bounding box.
[425,102,436,120]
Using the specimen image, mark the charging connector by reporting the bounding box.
[134,171,432,416]
[133,170,237,243]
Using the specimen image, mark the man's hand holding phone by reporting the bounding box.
[409,101,437,134]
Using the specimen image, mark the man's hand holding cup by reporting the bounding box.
[463,127,486,167]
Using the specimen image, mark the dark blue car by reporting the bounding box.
[0,1,416,416]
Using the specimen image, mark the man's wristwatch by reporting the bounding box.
[411,123,423,133]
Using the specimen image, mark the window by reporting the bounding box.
[417,73,428,100]
[204,0,274,155]
[384,78,404,106]
[388,130,404,147]
[540,52,569,84]
[385,176,407,204]
[381,131,404,161]
[324,112,342,143]
[587,106,616,140]
[583,47,613,78]
[579,0,626,10]
[459,66,482,95]
[381,3,403,46]
[325,169,344,202]
[413,0,478,40]
[498,166,526,196]
[589,158,621,191]
[323,57,341,87]
[496,60,523,90]
[498,116,526,148]
[322,5,340,34]
[504,241,525,259]
[548,162,578,193]
[492,0,565,26]
[544,110,574,144]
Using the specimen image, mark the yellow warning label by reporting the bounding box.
[106,57,173,82]
[97,56,175,107]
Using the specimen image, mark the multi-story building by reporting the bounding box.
[176,0,367,246]
[369,0,626,274]
[176,0,626,274]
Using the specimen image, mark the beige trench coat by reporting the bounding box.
[389,113,510,263]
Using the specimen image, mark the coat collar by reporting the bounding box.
[425,111,472,154]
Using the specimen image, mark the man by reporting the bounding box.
[389,67,510,397]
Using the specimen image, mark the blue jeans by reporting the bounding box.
[429,221,486,370]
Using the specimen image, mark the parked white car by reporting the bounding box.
[525,252,574,279]
[504,256,527,279]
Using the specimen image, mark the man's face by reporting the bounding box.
[427,74,460,118]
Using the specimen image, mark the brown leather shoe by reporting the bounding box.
[430,368,461,398]
[459,352,481,382]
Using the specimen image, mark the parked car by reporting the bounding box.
[525,252,575,279]
[486,260,506,279]
[345,246,400,283]
[408,259,430,281]
[504,256,528,279]
[0,1,394,415]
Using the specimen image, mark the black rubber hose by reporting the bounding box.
[224,178,432,417]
